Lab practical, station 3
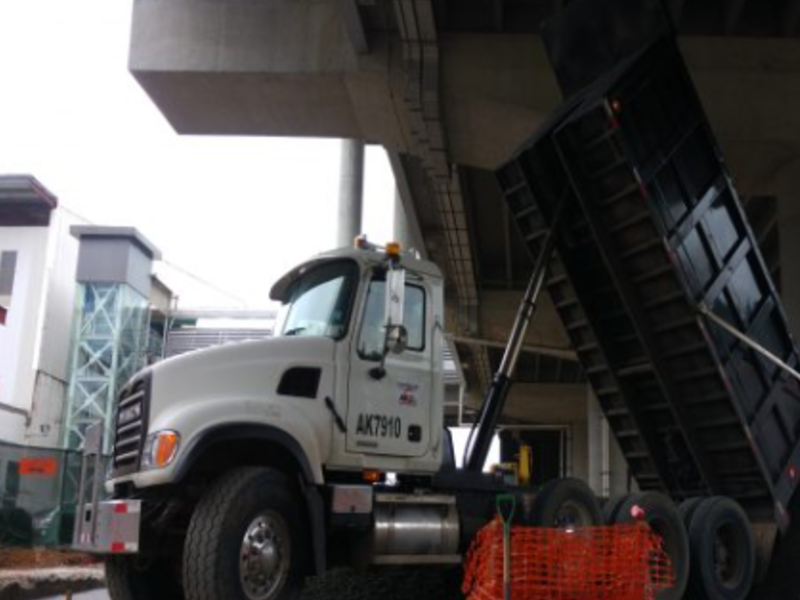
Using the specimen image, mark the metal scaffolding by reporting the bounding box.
[63,282,149,453]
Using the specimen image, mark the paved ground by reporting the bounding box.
[301,567,464,600]
[42,591,107,600]
[32,567,464,600]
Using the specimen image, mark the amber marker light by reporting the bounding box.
[363,470,382,484]
[142,430,181,469]
[385,241,401,257]
[155,431,180,467]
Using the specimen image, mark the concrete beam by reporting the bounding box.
[440,35,800,176]
[129,0,800,192]
[479,289,571,351]
[464,382,588,424]
[130,0,410,146]
[783,0,800,37]
[340,0,369,54]
[723,0,747,35]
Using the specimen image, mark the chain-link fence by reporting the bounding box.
[0,440,106,550]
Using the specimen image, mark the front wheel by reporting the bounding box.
[182,467,310,600]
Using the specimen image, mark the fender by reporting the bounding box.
[173,423,327,574]
[172,422,316,483]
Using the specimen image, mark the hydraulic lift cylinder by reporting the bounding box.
[464,200,567,472]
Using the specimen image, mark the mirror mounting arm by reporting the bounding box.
[369,321,393,380]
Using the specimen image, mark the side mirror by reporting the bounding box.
[387,324,408,354]
[370,267,407,380]
[385,267,406,328]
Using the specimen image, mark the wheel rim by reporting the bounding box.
[553,499,594,529]
[239,511,291,600]
[713,522,745,590]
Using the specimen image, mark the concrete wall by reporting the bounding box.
[462,382,635,493]
[37,208,83,382]
[0,227,50,443]
[587,391,634,498]
[75,238,154,298]
[474,382,590,482]
[25,208,84,447]
[0,208,83,446]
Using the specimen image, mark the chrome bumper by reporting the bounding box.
[72,422,141,554]
[73,499,142,554]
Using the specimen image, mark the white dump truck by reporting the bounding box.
[75,239,596,600]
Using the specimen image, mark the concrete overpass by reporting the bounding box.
[127,0,800,492]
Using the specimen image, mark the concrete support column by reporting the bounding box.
[393,188,414,248]
[778,165,800,341]
[336,139,365,248]
[587,389,634,497]
[587,389,609,497]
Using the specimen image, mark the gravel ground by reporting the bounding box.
[0,566,104,600]
[300,566,465,600]
[8,543,800,600]
[748,492,800,600]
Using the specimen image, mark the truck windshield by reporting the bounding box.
[277,260,359,340]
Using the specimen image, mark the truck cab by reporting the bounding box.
[104,241,448,494]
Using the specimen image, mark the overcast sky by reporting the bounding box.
[0,0,396,309]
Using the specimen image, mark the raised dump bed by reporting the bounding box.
[497,35,800,527]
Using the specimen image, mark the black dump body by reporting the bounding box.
[496,12,800,527]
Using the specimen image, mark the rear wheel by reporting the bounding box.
[531,478,603,528]
[613,492,689,600]
[679,497,705,531]
[602,494,628,525]
[106,555,184,600]
[183,467,310,600]
[687,497,755,600]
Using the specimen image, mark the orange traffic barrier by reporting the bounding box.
[462,518,674,600]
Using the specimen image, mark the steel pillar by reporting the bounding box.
[337,139,365,248]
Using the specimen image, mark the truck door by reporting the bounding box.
[346,275,432,457]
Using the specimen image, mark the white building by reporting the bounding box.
[0,176,84,448]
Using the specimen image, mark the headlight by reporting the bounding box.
[141,430,181,470]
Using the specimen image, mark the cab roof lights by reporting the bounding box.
[354,235,402,257]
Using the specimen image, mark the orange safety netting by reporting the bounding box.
[462,519,674,600]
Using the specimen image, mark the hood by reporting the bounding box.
[147,336,338,425]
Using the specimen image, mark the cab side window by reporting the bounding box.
[358,280,426,361]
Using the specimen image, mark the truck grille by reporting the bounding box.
[112,376,149,476]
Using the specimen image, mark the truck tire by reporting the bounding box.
[614,492,689,600]
[687,497,755,600]
[602,495,628,525]
[106,555,184,600]
[679,497,705,531]
[183,467,310,600]
[531,478,603,528]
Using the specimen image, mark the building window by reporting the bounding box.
[0,251,16,326]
